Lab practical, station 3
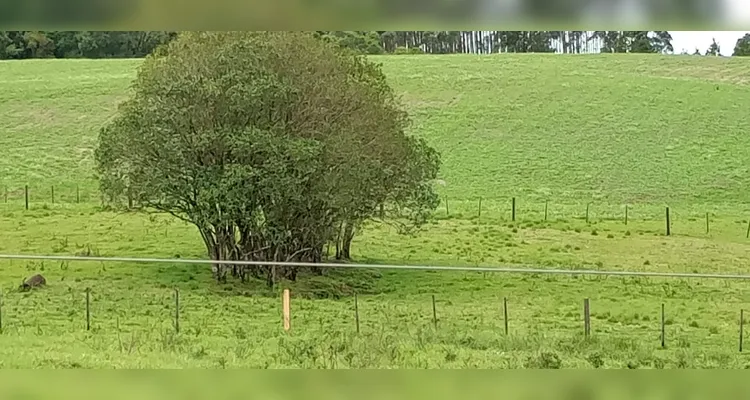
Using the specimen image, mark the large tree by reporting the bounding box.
[733,33,750,56]
[95,31,440,286]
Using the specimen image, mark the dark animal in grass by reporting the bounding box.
[19,274,46,291]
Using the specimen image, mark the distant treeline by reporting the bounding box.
[0,31,178,59]
[5,30,749,60]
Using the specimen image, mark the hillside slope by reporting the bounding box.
[375,54,750,207]
[2,54,750,207]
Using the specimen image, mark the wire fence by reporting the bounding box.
[2,253,750,280]
[3,184,750,218]
[0,253,749,366]
[2,184,750,248]
[2,183,750,366]
[0,184,95,207]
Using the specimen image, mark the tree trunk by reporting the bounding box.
[265,246,283,288]
[266,266,276,288]
[341,222,355,260]
[336,236,344,260]
[197,225,225,283]
[215,225,237,283]
[237,222,266,279]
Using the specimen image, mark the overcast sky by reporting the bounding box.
[671,31,748,56]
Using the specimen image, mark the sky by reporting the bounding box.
[670,31,747,56]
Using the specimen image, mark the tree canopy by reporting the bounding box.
[733,33,750,56]
[595,31,673,54]
[94,31,440,286]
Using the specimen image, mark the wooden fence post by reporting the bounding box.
[477,197,482,221]
[432,295,438,329]
[354,293,360,334]
[85,288,91,331]
[24,185,28,210]
[706,212,710,234]
[584,298,591,338]
[740,309,744,353]
[544,200,548,222]
[282,289,291,332]
[503,297,509,335]
[586,203,590,223]
[665,207,671,236]
[174,288,180,334]
[511,197,516,222]
[51,186,55,204]
[661,303,666,348]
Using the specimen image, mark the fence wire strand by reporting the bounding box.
[0,253,749,281]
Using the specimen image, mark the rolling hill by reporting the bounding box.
[2,54,750,211]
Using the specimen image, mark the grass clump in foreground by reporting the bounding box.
[1,54,750,367]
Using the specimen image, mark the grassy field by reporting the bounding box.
[1,54,750,368]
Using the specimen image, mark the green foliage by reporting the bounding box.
[705,38,721,56]
[23,31,56,58]
[0,31,177,59]
[732,33,750,56]
[95,32,440,285]
[318,31,384,55]
[525,351,562,368]
[596,31,674,54]
[0,31,23,59]
[496,31,556,53]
